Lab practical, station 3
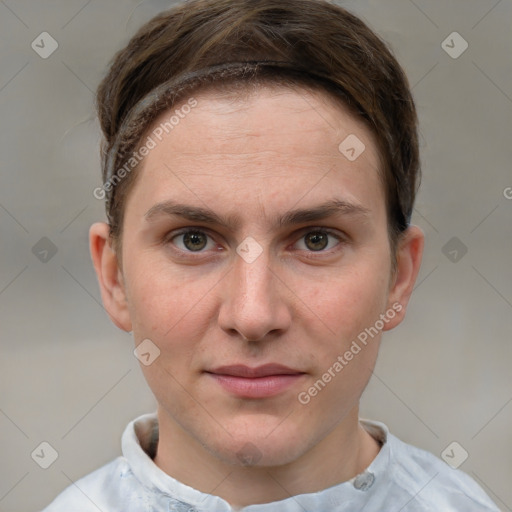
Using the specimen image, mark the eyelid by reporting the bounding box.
[167,227,214,239]
[294,226,346,241]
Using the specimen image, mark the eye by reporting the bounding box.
[294,230,341,252]
[171,230,216,252]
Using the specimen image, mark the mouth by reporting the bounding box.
[205,364,306,399]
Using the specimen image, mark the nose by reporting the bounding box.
[218,248,292,342]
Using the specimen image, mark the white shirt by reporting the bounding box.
[42,413,499,511]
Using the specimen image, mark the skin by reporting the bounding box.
[90,86,423,507]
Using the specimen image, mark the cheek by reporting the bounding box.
[305,266,391,344]
[295,270,389,413]
[123,256,220,344]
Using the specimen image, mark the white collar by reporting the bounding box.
[121,413,392,511]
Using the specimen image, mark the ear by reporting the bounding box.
[383,225,424,331]
[89,222,132,332]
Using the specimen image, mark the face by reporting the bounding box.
[98,86,419,467]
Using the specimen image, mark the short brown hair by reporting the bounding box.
[96,0,420,254]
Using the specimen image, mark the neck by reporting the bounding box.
[153,406,381,508]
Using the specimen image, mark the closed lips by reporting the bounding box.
[206,364,305,378]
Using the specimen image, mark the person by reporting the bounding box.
[43,0,499,510]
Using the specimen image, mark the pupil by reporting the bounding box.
[306,232,328,251]
[184,232,207,251]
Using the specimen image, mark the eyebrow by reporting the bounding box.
[278,200,370,226]
[144,199,370,228]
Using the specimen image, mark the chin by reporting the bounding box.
[203,418,313,467]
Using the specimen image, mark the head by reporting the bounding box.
[90,0,423,469]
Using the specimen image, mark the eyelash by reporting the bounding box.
[165,227,346,258]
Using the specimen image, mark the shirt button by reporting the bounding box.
[353,470,375,491]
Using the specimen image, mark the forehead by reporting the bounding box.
[125,85,385,223]
[159,85,378,160]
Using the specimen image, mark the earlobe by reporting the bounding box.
[383,225,424,331]
[89,223,132,332]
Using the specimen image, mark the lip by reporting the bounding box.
[205,364,306,398]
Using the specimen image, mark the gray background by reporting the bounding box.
[0,1,511,511]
